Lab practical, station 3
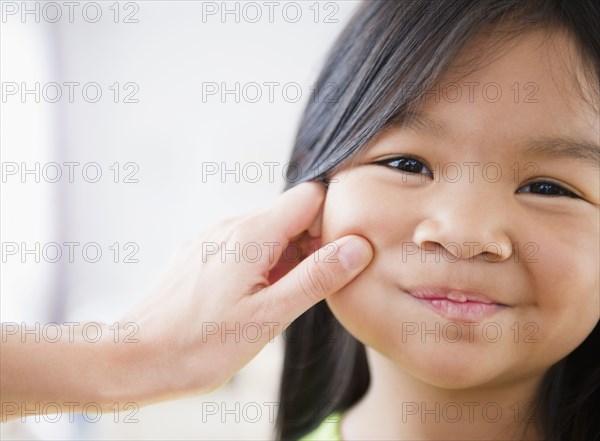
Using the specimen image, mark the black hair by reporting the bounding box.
[275,1,599,440]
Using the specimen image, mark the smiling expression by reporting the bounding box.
[321,29,599,389]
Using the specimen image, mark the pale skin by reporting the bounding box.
[318,30,599,440]
[0,183,374,421]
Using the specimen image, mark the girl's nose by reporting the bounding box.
[411,189,514,262]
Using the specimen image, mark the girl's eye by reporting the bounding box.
[376,156,433,177]
[375,157,580,200]
[517,181,579,198]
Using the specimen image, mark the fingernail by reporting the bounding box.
[338,237,370,270]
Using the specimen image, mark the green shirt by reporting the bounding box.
[298,412,344,441]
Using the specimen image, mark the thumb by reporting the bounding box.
[259,235,373,325]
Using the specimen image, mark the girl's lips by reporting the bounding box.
[414,298,505,322]
[406,286,507,322]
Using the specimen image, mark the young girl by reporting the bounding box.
[276,1,599,440]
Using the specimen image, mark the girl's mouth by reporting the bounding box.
[406,286,507,322]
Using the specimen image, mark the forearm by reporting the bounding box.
[0,322,159,422]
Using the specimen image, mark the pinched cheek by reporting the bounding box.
[322,211,362,244]
[323,211,390,251]
[323,184,402,243]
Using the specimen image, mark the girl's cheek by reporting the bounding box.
[322,177,369,243]
[322,169,416,247]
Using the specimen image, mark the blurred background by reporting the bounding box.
[0,1,361,438]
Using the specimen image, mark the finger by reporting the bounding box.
[267,234,322,285]
[255,235,373,325]
[230,181,327,268]
[307,206,323,238]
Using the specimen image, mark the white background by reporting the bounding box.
[0,1,361,438]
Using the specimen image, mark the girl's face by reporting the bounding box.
[321,30,599,388]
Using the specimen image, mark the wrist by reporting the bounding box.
[96,320,188,406]
[91,321,151,405]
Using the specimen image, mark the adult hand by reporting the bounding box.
[111,181,373,404]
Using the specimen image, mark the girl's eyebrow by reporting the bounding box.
[520,136,600,170]
[397,112,450,139]
[397,112,600,170]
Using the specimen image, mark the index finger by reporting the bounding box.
[231,181,327,266]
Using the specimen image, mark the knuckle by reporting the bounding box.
[252,295,277,325]
[228,215,254,240]
[299,262,335,302]
[217,217,242,235]
[219,215,242,229]
[198,217,239,243]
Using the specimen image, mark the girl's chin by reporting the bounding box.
[366,340,518,389]
[396,358,506,390]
